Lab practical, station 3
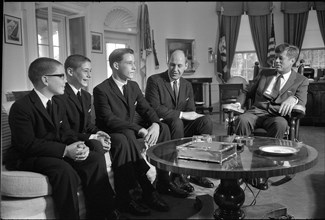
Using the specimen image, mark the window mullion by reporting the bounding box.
[48,3,54,58]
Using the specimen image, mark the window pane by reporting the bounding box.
[37,18,49,45]
[53,46,60,61]
[231,52,257,82]
[38,45,49,57]
[106,43,126,77]
[52,21,59,47]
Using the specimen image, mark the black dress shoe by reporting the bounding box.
[171,174,195,193]
[143,191,170,212]
[189,176,214,188]
[156,181,190,198]
[119,200,151,216]
[245,177,269,190]
[179,174,195,193]
[107,209,130,220]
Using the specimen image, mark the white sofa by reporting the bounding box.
[1,106,114,219]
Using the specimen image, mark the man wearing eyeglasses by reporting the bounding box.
[7,57,122,219]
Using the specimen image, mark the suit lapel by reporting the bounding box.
[178,78,187,104]
[162,71,176,103]
[51,99,59,129]
[263,71,277,93]
[30,90,54,127]
[279,70,297,96]
[108,77,128,105]
[66,83,83,112]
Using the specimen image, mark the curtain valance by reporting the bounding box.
[216,2,245,16]
[313,2,325,11]
[216,2,273,16]
[281,2,311,14]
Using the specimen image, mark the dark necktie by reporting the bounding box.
[123,84,128,99]
[46,100,53,117]
[173,80,178,101]
[77,91,83,107]
[270,74,283,99]
[77,91,85,131]
[46,99,55,123]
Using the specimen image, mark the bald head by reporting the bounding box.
[168,50,188,80]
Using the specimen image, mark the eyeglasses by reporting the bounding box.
[44,74,65,79]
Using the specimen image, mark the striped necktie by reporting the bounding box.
[270,74,283,99]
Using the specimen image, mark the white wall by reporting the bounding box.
[2,2,324,113]
[3,2,31,111]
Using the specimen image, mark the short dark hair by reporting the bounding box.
[109,48,134,69]
[275,43,299,60]
[28,57,62,85]
[64,54,91,72]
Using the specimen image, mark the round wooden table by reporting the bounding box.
[146,136,318,219]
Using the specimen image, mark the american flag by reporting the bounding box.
[139,3,152,87]
[217,10,227,78]
[267,13,276,67]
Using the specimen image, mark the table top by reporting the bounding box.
[146,136,318,179]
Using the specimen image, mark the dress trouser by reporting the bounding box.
[235,107,288,138]
[20,151,115,219]
[162,115,213,139]
[111,123,170,201]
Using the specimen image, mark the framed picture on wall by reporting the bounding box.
[91,32,103,53]
[4,14,23,46]
[166,38,195,73]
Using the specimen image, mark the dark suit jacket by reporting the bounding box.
[8,90,77,163]
[237,68,309,115]
[145,71,196,120]
[93,77,161,134]
[54,83,99,141]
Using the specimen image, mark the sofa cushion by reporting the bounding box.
[1,167,52,197]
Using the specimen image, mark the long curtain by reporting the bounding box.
[316,9,325,46]
[284,12,309,51]
[223,15,241,82]
[248,14,270,68]
[281,2,310,61]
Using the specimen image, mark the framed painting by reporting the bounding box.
[91,31,103,53]
[4,14,22,46]
[166,38,195,73]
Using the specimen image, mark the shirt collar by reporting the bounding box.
[112,75,127,91]
[34,88,51,109]
[68,83,81,96]
[278,70,291,81]
[168,75,179,86]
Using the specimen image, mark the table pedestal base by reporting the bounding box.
[191,194,288,219]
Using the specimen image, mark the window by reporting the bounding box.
[35,3,86,63]
[231,52,257,82]
[36,7,66,62]
[231,15,257,82]
[299,10,325,69]
[106,43,126,78]
[298,49,325,68]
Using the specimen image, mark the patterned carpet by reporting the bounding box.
[124,113,325,219]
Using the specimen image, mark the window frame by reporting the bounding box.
[231,50,258,82]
